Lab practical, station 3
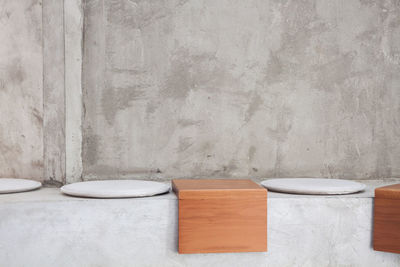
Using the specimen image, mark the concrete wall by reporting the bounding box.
[0,0,399,183]
[82,0,400,181]
[0,0,66,183]
[0,0,44,180]
[43,0,66,184]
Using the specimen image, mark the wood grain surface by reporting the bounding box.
[373,184,400,254]
[375,184,400,199]
[173,179,267,254]
[172,179,267,199]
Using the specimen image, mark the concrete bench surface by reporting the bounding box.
[1,180,400,267]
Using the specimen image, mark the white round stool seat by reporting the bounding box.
[0,178,42,194]
[261,178,366,195]
[61,180,170,198]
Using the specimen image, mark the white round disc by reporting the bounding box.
[0,178,42,194]
[61,180,170,198]
[261,178,366,195]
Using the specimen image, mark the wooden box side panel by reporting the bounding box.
[373,198,400,254]
[375,184,400,199]
[178,197,267,254]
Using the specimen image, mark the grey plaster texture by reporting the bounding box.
[43,0,66,184]
[1,0,68,183]
[0,0,44,180]
[82,0,400,181]
[65,0,84,183]
[1,184,400,267]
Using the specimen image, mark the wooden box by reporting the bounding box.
[172,179,267,254]
[373,184,400,254]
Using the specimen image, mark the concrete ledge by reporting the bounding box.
[1,181,400,267]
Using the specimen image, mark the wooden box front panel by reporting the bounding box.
[178,195,267,254]
[373,198,400,254]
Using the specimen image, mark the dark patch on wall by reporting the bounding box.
[210,160,239,178]
[178,119,201,127]
[101,85,148,124]
[266,107,293,142]
[83,128,100,166]
[161,49,227,99]
[31,160,44,168]
[42,179,63,187]
[163,55,192,99]
[248,146,256,162]
[264,53,284,84]
[106,0,189,30]
[145,100,159,114]
[31,108,43,125]
[177,137,193,152]
[244,93,264,122]
[6,59,26,85]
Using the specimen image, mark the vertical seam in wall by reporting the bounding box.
[41,0,45,181]
[63,0,66,184]
[64,0,84,183]
[81,0,85,182]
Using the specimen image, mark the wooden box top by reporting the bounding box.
[375,184,400,199]
[172,179,267,199]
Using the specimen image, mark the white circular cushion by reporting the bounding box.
[261,178,366,195]
[61,180,170,198]
[0,178,42,194]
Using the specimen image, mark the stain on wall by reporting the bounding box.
[82,0,400,180]
[0,0,44,180]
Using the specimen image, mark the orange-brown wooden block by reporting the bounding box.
[172,179,267,254]
[374,184,400,254]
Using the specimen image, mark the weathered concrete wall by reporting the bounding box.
[0,0,44,180]
[65,0,84,183]
[2,0,399,182]
[82,0,400,181]
[43,0,66,184]
[0,0,67,183]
